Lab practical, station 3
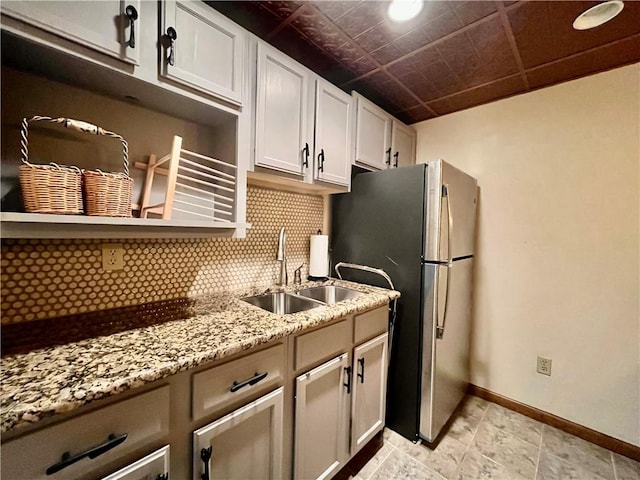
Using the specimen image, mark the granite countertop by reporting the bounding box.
[1,279,399,434]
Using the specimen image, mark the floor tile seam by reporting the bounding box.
[484,403,544,448]
[393,445,448,480]
[533,424,545,480]
[477,450,533,480]
[541,446,615,480]
[451,405,492,479]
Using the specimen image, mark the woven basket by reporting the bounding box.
[18,116,84,214]
[84,170,134,217]
[18,115,134,217]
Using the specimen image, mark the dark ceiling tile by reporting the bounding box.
[312,1,360,22]
[392,24,432,54]
[507,1,555,68]
[260,1,304,20]
[408,46,443,68]
[396,105,435,124]
[291,6,332,40]
[422,1,454,20]
[401,74,442,103]
[420,60,465,97]
[350,80,396,113]
[387,56,420,78]
[370,44,403,65]
[385,87,419,110]
[436,32,483,88]
[207,2,281,38]
[331,41,366,67]
[350,56,379,76]
[527,35,640,89]
[453,1,498,26]
[365,70,396,91]
[309,24,348,53]
[465,16,520,83]
[355,25,395,53]
[428,74,525,115]
[334,2,386,39]
[424,10,463,43]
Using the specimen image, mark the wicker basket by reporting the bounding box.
[84,170,134,217]
[18,115,134,217]
[18,116,84,214]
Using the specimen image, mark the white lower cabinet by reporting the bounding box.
[294,353,351,480]
[193,387,284,480]
[351,333,389,454]
[101,445,170,480]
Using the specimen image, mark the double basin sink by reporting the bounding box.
[242,285,362,315]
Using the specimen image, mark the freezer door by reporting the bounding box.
[419,257,473,442]
[424,160,478,262]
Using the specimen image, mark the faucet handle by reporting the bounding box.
[293,263,305,285]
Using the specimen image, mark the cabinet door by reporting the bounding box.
[351,333,388,454]
[255,43,311,176]
[193,387,284,480]
[161,0,244,105]
[101,445,169,480]
[354,94,392,170]
[391,121,416,168]
[294,353,350,480]
[314,79,352,186]
[1,0,140,65]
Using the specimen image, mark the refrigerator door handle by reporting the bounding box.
[436,264,451,339]
[436,184,453,339]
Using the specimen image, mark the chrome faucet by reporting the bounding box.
[276,227,288,286]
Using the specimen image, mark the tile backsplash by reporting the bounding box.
[1,187,324,324]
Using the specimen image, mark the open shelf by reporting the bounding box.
[0,212,251,239]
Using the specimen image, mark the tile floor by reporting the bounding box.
[351,395,640,480]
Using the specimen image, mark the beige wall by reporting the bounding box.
[414,64,640,446]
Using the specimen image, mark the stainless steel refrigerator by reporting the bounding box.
[331,160,477,443]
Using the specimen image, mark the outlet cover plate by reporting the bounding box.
[102,243,124,271]
[537,356,552,376]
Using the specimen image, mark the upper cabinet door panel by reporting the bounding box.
[255,44,310,176]
[1,0,141,65]
[354,95,391,170]
[391,121,416,168]
[314,80,351,186]
[162,0,244,105]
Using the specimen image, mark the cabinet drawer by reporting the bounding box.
[354,306,388,344]
[192,343,285,421]
[1,386,170,480]
[102,445,170,480]
[295,320,350,371]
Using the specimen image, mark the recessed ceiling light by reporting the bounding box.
[387,0,423,23]
[573,1,624,30]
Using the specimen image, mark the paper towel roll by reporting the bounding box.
[309,234,329,278]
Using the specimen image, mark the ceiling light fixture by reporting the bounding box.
[573,0,624,30]
[387,0,423,22]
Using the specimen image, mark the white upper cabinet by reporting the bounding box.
[314,79,352,187]
[391,121,417,168]
[255,43,311,176]
[1,0,141,65]
[161,0,244,105]
[354,93,393,170]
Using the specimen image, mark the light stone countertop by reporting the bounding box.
[1,279,399,434]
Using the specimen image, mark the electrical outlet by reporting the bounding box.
[537,356,552,376]
[102,244,124,271]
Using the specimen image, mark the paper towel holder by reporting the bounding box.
[308,229,329,281]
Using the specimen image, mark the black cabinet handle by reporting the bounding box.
[302,143,309,168]
[125,5,138,48]
[166,27,177,66]
[393,152,399,168]
[45,433,128,475]
[156,474,169,480]
[318,148,325,172]
[357,357,365,383]
[230,371,268,392]
[343,366,352,394]
[200,446,212,480]
[385,148,391,166]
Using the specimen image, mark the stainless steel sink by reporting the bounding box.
[295,285,363,305]
[242,292,323,314]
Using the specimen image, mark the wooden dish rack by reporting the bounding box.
[137,135,236,223]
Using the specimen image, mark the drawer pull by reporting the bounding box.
[166,27,177,66]
[230,371,268,393]
[125,5,138,48]
[357,357,365,383]
[45,433,128,475]
[200,446,213,480]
